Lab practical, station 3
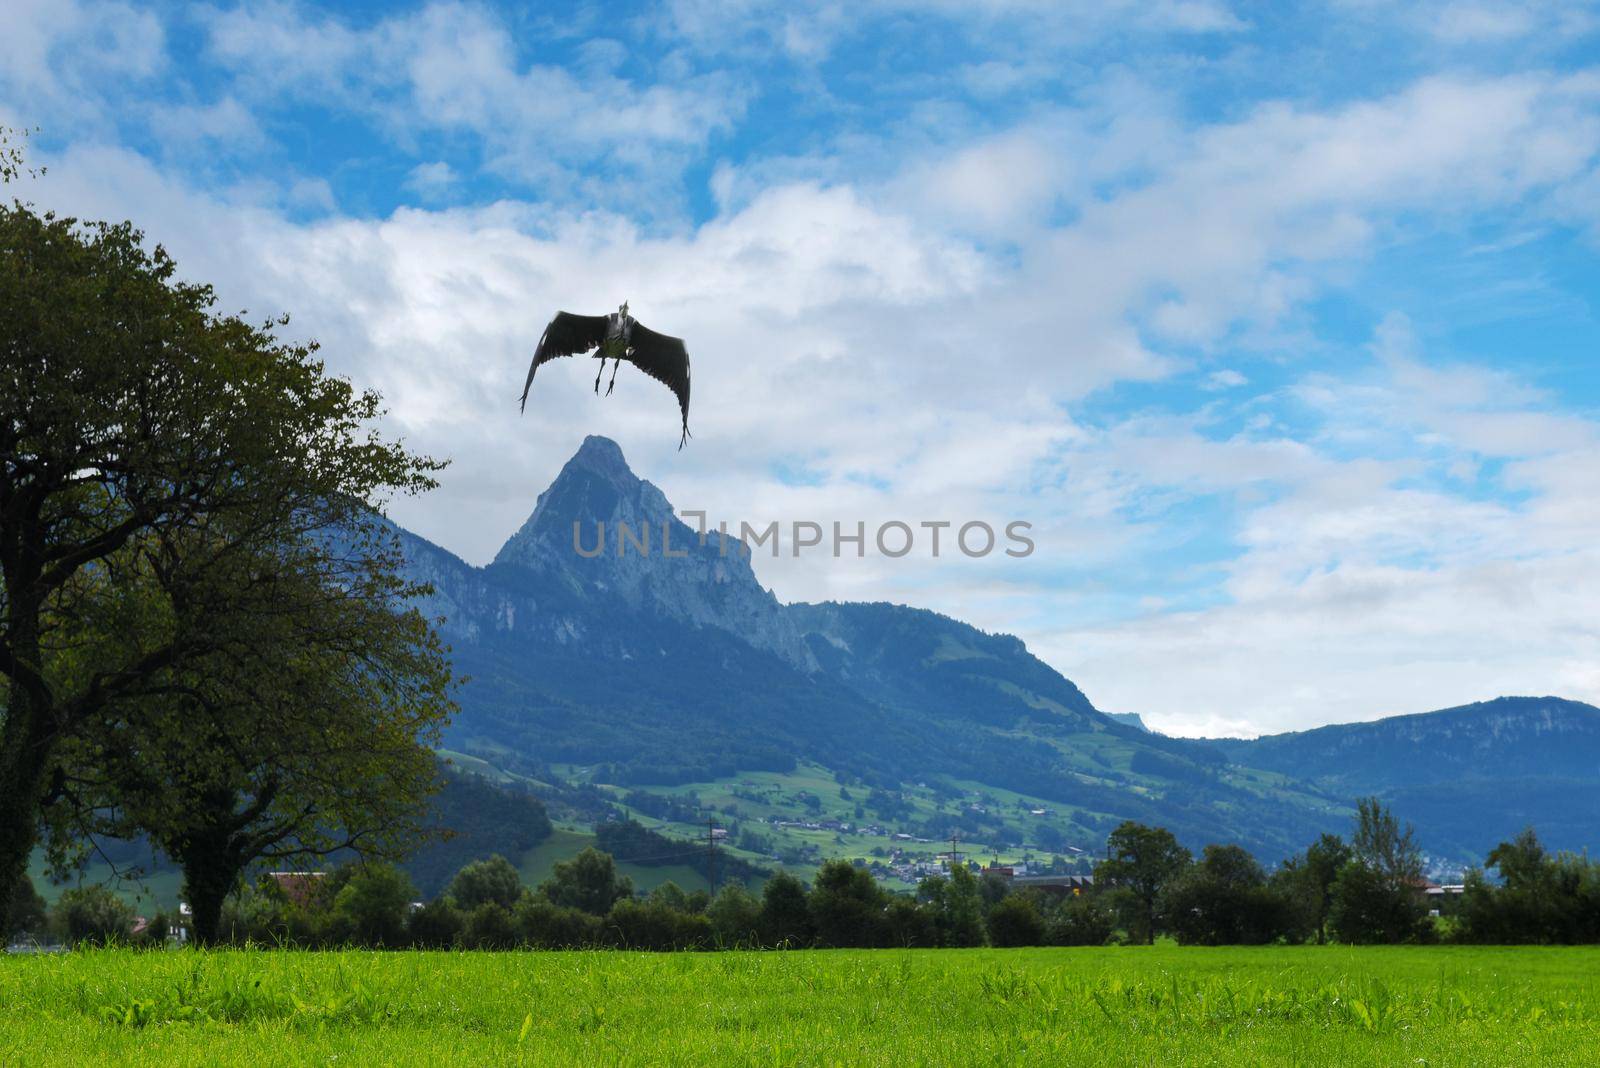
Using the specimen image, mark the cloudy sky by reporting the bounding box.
[6,0,1600,736]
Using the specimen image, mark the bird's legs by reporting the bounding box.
[593,357,607,393]
[606,359,621,396]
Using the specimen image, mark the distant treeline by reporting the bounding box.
[11,800,1598,950]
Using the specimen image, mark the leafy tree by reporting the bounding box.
[448,855,524,911]
[918,865,985,947]
[1457,828,1600,944]
[1328,799,1429,944]
[883,894,937,948]
[1162,844,1289,946]
[706,884,762,947]
[1273,833,1351,944]
[216,880,291,945]
[1486,827,1548,890]
[978,869,1011,909]
[757,870,813,946]
[331,862,416,947]
[52,885,134,946]
[538,847,633,916]
[57,540,453,945]
[1047,892,1115,946]
[809,860,888,948]
[514,895,602,948]
[987,893,1046,947]
[605,897,712,951]
[407,897,463,948]
[1351,797,1423,886]
[460,901,518,949]
[648,881,691,912]
[1095,822,1191,944]
[0,196,443,934]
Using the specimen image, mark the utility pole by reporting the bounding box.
[707,818,718,894]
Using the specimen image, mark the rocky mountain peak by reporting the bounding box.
[489,436,816,670]
[567,434,634,484]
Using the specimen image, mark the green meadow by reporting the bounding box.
[2,945,1595,1065]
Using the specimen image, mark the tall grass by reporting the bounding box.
[2,945,1597,1065]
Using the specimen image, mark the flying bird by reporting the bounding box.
[520,301,692,448]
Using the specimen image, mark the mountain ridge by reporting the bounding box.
[389,437,1595,864]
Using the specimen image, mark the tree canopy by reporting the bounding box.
[1096,821,1191,945]
[0,188,446,934]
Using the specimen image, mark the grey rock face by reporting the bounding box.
[486,436,816,670]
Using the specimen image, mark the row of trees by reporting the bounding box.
[1455,829,1600,944]
[7,847,1115,951]
[1096,798,1436,946]
[1,128,458,944]
[13,809,1599,950]
[1097,802,1600,946]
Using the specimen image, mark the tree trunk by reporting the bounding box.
[0,683,53,939]
[181,845,243,948]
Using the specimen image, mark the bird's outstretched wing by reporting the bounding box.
[626,322,692,448]
[521,311,611,410]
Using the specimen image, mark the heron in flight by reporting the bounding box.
[520,302,692,448]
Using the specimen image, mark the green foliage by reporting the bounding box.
[705,885,763,947]
[538,848,633,916]
[330,864,416,948]
[1328,861,1430,945]
[986,894,1046,947]
[512,896,602,949]
[1456,828,1600,944]
[0,125,42,183]
[918,865,986,947]
[757,870,813,946]
[446,855,523,911]
[1273,833,1352,944]
[883,894,938,947]
[1328,800,1430,945]
[405,898,462,949]
[459,903,518,950]
[0,194,448,939]
[53,885,135,946]
[405,773,552,898]
[809,860,889,948]
[593,818,765,888]
[1096,821,1192,944]
[1162,844,1290,946]
[1047,893,1116,946]
[646,881,691,912]
[604,898,712,950]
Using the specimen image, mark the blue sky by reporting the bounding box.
[5,0,1600,735]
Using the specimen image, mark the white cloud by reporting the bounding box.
[0,0,164,127]
[405,161,458,202]
[12,19,1600,740]
[147,96,264,151]
[201,1,744,202]
[662,0,1244,60]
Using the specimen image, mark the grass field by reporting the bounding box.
[2,945,1596,1065]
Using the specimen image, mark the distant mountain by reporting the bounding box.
[1104,712,1151,732]
[491,436,814,669]
[394,436,1345,860]
[391,435,1594,866]
[1209,697,1600,859]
